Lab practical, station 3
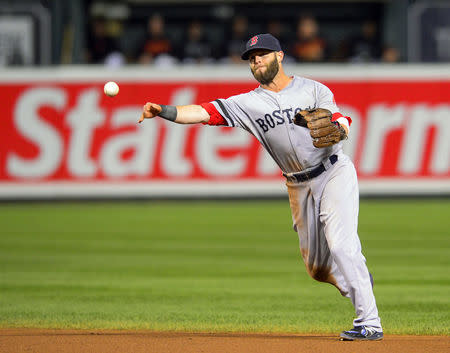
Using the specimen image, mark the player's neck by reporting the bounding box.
[260,70,292,93]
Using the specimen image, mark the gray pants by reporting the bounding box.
[286,153,382,329]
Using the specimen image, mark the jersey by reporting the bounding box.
[203,75,343,174]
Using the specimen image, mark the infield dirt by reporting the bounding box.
[0,329,448,353]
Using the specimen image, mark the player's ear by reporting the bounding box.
[277,51,284,63]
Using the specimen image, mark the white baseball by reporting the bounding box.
[104,81,119,97]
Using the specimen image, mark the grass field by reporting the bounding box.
[0,199,448,335]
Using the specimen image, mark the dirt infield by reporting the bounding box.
[1,330,449,353]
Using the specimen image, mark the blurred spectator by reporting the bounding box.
[266,19,295,63]
[104,52,126,67]
[223,15,250,64]
[291,15,327,62]
[381,45,401,63]
[137,14,174,64]
[180,20,213,64]
[347,20,381,62]
[86,17,124,66]
[266,19,288,49]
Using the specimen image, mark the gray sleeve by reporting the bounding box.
[315,82,339,113]
[210,94,250,129]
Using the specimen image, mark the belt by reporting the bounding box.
[284,155,338,182]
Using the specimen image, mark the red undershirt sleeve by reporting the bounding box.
[332,112,352,125]
[200,102,228,126]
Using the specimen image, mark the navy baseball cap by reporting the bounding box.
[241,33,282,60]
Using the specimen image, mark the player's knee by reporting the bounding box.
[308,266,334,284]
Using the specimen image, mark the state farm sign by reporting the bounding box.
[1,66,449,198]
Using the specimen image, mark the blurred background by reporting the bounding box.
[2,0,450,67]
[0,0,449,200]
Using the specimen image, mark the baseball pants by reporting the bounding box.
[286,153,382,329]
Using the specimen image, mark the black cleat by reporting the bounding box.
[340,326,383,341]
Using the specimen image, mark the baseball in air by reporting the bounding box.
[104,81,119,97]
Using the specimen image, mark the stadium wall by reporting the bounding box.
[0,64,449,199]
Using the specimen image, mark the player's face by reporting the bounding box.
[249,50,280,85]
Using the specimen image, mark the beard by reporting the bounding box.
[251,54,280,85]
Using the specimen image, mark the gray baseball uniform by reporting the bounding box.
[205,75,382,330]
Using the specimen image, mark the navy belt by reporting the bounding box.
[284,155,338,182]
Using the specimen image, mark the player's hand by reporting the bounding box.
[138,102,162,123]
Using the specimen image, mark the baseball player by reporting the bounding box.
[138,33,383,341]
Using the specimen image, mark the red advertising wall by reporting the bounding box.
[0,66,449,198]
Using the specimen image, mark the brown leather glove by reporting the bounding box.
[294,108,347,148]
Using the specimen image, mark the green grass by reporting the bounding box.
[0,199,449,335]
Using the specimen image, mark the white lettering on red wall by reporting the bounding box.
[1,74,449,197]
[8,87,66,178]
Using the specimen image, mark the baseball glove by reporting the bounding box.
[294,108,347,148]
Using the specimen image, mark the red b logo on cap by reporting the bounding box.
[250,36,258,46]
